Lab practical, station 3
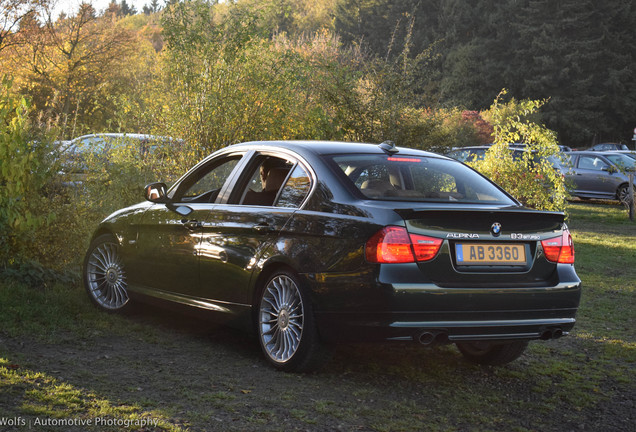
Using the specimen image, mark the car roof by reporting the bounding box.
[448,146,491,150]
[569,151,610,156]
[70,133,169,143]
[228,140,449,159]
[568,150,635,162]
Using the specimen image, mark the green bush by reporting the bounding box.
[0,78,57,268]
[0,79,93,277]
[470,90,569,213]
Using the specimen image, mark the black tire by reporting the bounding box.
[257,269,327,372]
[617,184,630,205]
[83,234,131,312]
[456,340,529,366]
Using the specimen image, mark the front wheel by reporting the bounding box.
[83,234,131,312]
[257,270,326,372]
[617,184,632,205]
[456,340,528,366]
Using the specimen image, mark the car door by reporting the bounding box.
[128,152,247,297]
[573,154,618,198]
[195,151,313,305]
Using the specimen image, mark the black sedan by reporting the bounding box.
[83,141,581,371]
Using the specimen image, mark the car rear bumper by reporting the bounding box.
[315,311,578,343]
[309,275,581,343]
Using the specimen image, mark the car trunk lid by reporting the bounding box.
[395,207,566,286]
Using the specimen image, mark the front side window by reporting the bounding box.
[606,154,635,170]
[578,156,609,171]
[333,154,516,204]
[175,156,242,203]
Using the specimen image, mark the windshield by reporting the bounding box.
[333,154,516,204]
[606,153,636,169]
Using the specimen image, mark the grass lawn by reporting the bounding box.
[0,201,634,431]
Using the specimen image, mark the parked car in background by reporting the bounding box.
[586,143,629,152]
[445,145,499,163]
[607,150,636,161]
[562,151,635,202]
[446,145,568,175]
[59,133,180,183]
[83,140,581,371]
[61,133,177,159]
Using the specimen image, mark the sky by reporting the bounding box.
[52,0,158,18]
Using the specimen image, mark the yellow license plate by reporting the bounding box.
[456,243,526,265]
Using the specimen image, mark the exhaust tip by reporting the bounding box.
[552,329,563,339]
[418,332,436,345]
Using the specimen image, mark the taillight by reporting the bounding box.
[365,226,442,263]
[541,230,575,264]
[410,233,444,261]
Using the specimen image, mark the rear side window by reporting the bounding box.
[333,154,516,204]
[277,164,311,208]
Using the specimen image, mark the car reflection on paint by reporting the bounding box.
[83,141,581,371]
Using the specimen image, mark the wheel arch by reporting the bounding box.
[89,226,118,245]
[250,259,298,309]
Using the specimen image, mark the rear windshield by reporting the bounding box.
[333,154,516,204]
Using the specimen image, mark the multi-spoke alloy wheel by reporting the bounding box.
[617,184,631,205]
[83,235,129,311]
[259,275,304,364]
[257,270,327,372]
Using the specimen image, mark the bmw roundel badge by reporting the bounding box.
[491,222,502,237]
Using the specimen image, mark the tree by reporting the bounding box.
[105,0,121,17]
[160,0,322,153]
[7,2,137,136]
[0,0,48,52]
[332,0,636,147]
[120,0,136,16]
[513,0,606,146]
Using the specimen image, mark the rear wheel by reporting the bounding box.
[83,234,131,312]
[257,269,326,372]
[456,340,528,366]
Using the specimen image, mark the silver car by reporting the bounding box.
[563,151,635,202]
[607,150,636,161]
[587,143,629,151]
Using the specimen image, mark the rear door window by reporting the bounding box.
[277,164,312,208]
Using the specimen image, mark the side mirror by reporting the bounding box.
[145,182,193,216]
[145,182,168,203]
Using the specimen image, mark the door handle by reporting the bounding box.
[182,220,202,230]
[253,223,273,233]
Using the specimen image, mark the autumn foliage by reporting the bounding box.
[0,0,570,275]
